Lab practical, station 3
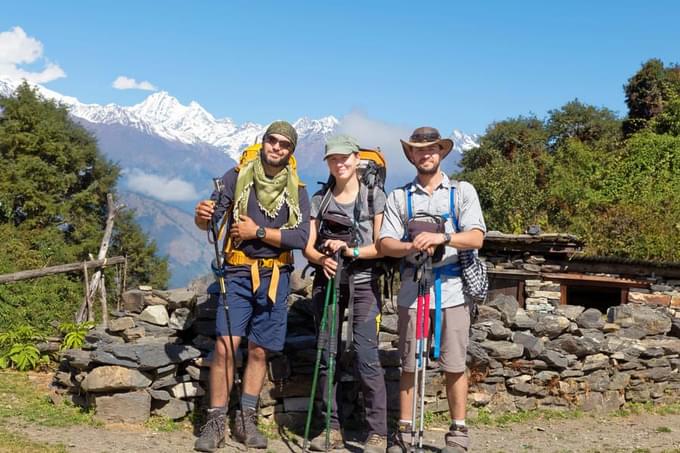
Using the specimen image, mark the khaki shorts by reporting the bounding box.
[398,304,470,373]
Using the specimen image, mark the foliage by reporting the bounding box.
[458,59,680,262]
[0,83,168,332]
[0,325,48,371]
[58,321,95,350]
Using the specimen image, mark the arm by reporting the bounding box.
[195,170,235,231]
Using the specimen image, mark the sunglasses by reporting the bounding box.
[265,135,293,151]
[410,131,441,143]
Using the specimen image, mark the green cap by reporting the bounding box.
[263,121,298,151]
[324,134,360,159]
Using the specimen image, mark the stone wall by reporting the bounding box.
[53,272,680,425]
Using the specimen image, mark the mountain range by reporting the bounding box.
[0,77,480,286]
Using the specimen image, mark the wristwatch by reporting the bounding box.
[256,226,266,240]
[443,232,451,245]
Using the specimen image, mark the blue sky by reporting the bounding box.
[2,1,679,135]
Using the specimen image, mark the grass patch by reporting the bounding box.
[0,370,99,428]
[0,428,68,453]
[613,402,680,417]
[656,426,672,433]
[469,408,584,427]
[144,415,190,433]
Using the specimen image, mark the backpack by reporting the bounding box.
[315,148,387,248]
[236,143,302,176]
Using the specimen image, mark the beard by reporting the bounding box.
[261,149,290,169]
[416,163,438,175]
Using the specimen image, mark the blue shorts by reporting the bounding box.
[215,272,289,352]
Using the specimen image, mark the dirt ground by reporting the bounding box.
[4,411,680,453]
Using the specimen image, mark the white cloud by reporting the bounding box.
[125,169,200,202]
[336,110,416,187]
[0,26,66,83]
[113,76,157,91]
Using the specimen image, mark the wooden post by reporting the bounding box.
[560,284,568,305]
[99,274,109,327]
[76,193,121,323]
[82,261,93,322]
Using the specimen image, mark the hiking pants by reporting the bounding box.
[312,274,387,437]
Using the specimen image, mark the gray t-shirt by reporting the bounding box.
[311,185,386,283]
[379,173,486,308]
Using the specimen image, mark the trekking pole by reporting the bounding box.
[325,248,343,451]
[302,278,334,452]
[209,178,244,422]
[410,253,425,452]
[417,257,432,453]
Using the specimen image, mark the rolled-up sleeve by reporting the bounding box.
[379,189,405,241]
[280,186,311,250]
[458,181,487,234]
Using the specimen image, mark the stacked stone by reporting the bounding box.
[53,287,207,423]
[629,281,680,318]
[524,279,561,312]
[468,295,680,413]
[485,253,563,274]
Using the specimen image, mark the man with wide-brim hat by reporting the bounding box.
[380,126,487,453]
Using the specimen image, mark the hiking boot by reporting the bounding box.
[309,428,344,451]
[194,408,226,452]
[233,407,267,449]
[441,423,469,453]
[363,433,388,453]
[386,421,412,453]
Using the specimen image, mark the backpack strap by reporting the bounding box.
[449,182,461,233]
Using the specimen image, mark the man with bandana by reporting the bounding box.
[193,121,311,451]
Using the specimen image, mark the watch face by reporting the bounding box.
[256,227,265,239]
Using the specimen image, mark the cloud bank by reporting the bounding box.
[0,26,65,83]
[112,76,157,91]
[125,169,200,202]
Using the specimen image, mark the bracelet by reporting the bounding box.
[353,247,360,258]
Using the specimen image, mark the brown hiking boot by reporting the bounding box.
[233,407,267,449]
[309,428,344,451]
[194,408,226,452]
[386,421,412,453]
[441,423,469,453]
[363,433,387,453]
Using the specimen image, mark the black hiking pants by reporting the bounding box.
[312,274,388,437]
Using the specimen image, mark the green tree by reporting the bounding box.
[0,83,168,332]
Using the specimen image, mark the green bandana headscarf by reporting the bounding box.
[232,157,301,229]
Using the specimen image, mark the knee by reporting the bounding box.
[248,345,267,363]
[446,371,466,384]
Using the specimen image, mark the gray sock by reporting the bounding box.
[240,393,258,411]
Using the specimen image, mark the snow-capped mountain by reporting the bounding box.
[0,77,477,162]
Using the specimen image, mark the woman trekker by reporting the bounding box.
[303,135,388,453]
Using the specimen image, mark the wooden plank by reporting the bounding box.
[620,287,629,305]
[488,269,540,278]
[543,272,649,288]
[560,284,567,305]
[0,256,125,284]
[518,280,525,307]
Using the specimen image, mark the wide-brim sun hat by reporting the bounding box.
[400,126,454,165]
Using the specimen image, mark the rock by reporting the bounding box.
[147,389,171,402]
[469,328,487,342]
[628,292,671,306]
[522,264,542,273]
[467,341,490,368]
[151,374,193,390]
[468,391,492,406]
[85,327,125,346]
[122,327,145,342]
[290,270,312,297]
[186,365,210,382]
[602,323,620,333]
[579,392,605,412]
[533,314,570,339]
[511,309,537,330]
[669,318,680,338]
[139,306,169,326]
[509,382,546,397]
[91,350,139,368]
[582,353,609,372]
[537,350,568,369]
[478,320,512,340]
[576,308,605,329]
[608,372,631,390]
[154,288,196,310]
[153,398,194,419]
[480,340,524,360]
[534,371,559,384]
[380,314,398,334]
[640,338,680,355]
[121,290,146,313]
[486,295,519,324]
[586,369,610,392]
[144,293,168,306]
[108,317,135,333]
[94,390,151,423]
[99,343,202,370]
[169,381,205,399]
[619,326,647,339]
[626,387,651,403]
[554,305,585,321]
[169,307,194,330]
[476,305,502,323]
[81,366,151,392]
[512,331,544,359]
[62,349,92,370]
[608,304,671,335]
[194,293,218,320]
[547,334,599,358]
[632,367,672,382]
